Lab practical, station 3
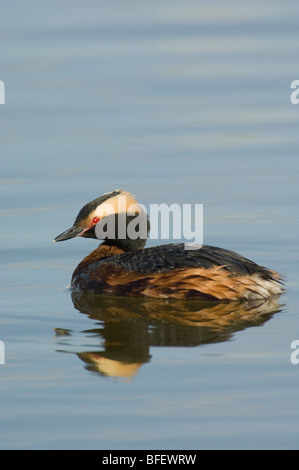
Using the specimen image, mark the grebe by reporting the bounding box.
[54,190,283,301]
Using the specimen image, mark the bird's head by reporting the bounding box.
[53,190,149,251]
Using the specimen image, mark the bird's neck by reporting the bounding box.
[78,241,125,266]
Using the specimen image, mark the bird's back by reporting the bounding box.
[102,243,271,276]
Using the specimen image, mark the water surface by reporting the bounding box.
[0,0,299,449]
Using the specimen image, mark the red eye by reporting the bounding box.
[92,216,100,224]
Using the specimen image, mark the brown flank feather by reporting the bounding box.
[72,255,282,301]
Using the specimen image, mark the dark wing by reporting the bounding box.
[99,243,273,279]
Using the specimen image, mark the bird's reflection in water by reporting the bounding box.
[55,292,283,380]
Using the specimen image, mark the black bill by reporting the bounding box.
[53,226,83,242]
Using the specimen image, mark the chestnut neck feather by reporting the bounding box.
[78,242,125,267]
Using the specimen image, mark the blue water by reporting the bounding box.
[0,0,299,449]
